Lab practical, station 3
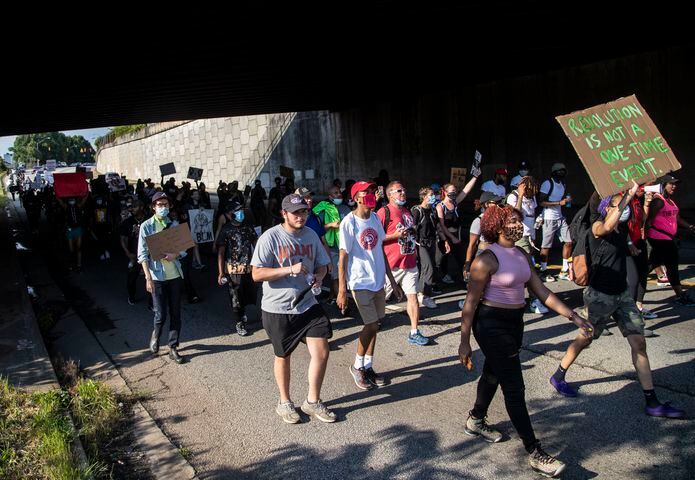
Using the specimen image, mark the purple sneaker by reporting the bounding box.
[645,402,685,419]
[550,376,578,397]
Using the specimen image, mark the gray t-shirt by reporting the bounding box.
[251,224,330,314]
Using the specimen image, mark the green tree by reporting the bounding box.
[9,132,95,166]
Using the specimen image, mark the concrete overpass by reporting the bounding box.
[4,3,694,205]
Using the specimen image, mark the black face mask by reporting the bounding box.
[447,192,457,200]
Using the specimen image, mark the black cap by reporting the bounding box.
[224,200,243,213]
[480,191,504,205]
[518,161,530,169]
[659,173,680,185]
[151,192,169,204]
[281,194,309,213]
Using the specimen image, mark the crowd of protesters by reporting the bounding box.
[8,160,694,478]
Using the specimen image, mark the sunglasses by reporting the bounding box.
[390,189,406,194]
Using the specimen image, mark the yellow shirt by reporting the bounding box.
[154,216,181,280]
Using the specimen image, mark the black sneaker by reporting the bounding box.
[349,365,375,390]
[431,286,443,295]
[364,367,386,387]
[236,320,249,336]
[168,347,185,364]
[188,295,201,304]
[149,331,159,354]
[128,297,137,306]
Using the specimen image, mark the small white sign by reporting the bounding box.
[189,209,215,244]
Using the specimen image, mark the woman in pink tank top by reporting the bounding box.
[645,175,695,304]
[457,204,593,477]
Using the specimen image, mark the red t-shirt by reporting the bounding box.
[377,204,417,270]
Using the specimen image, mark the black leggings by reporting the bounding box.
[437,239,466,280]
[226,273,256,320]
[647,238,680,287]
[627,239,649,303]
[471,304,537,452]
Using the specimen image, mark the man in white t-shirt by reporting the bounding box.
[539,163,572,281]
[480,168,508,197]
[338,181,403,392]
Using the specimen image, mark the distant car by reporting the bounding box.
[58,161,67,167]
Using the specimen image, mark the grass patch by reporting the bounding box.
[71,379,121,458]
[0,377,96,480]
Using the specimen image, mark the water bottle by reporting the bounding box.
[220,276,229,285]
[565,195,572,208]
[306,273,322,296]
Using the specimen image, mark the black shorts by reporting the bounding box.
[262,304,332,357]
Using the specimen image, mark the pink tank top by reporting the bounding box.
[648,194,678,240]
[483,243,531,305]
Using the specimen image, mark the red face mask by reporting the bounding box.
[362,193,377,208]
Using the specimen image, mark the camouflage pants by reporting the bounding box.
[583,287,644,339]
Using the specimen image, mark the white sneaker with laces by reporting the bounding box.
[530,299,549,314]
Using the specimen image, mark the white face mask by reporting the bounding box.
[619,206,631,223]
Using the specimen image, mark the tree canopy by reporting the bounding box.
[9,132,95,166]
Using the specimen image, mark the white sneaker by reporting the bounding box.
[99,253,106,261]
[530,299,549,314]
[422,296,438,309]
[105,250,111,259]
[458,299,465,309]
[442,275,455,284]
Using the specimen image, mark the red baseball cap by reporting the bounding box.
[495,168,508,175]
[351,181,376,200]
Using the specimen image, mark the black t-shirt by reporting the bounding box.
[589,228,628,295]
[120,214,146,253]
[411,205,438,244]
[215,222,257,266]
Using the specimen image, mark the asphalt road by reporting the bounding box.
[10,194,695,480]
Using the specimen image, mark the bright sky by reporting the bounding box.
[0,127,111,157]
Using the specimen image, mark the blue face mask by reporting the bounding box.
[332,197,343,205]
[395,199,406,206]
[155,206,169,217]
[428,195,437,205]
[233,211,245,222]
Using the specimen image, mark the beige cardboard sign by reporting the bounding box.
[145,223,195,260]
[450,167,468,190]
[556,95,681,198]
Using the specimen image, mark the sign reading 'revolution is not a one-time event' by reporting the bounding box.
[556,95,681,198]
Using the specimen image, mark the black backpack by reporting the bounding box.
[569,202,606,286]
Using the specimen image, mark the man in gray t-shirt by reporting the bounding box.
[252,215,330,314]
[251,194,335,424]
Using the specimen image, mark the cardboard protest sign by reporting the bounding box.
[556,95,681,198]
[53,173,88,198]
[188,209,215,244]
[145,223,196,260]
[187,167,203,181]
[450,167,468,190]
[107,176,126,192]
[159,162,176,176]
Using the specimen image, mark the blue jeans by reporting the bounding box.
[152,278,183,347]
